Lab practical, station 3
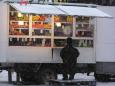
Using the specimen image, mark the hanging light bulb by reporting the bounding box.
[18,21,24,25]
[18,12,23,17]
[56,22,61,27]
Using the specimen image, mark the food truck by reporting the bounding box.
[0,1,114,83]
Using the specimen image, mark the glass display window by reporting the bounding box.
[76,16,90,23]
[53,39,93,48]
[73,39,93,47]
[54,23,73,37]
[9,38,51,47]
[32,15,52,36]
[54,15,73,22]
[9,6,29,36]
[54,39,66,47]
[75,16,94,37]
[54,15,73,37]
[9,5,94,48]
[9,21,29,35]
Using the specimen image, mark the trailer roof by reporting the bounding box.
[10,3,112,18]
[10,3,66,15]
[56,5,112,18]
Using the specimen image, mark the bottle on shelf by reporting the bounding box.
[9,38,13,46]
[83,40,87,47]
[45,39,51,47]
[31,38,36,46]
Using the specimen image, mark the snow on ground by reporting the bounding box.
[58,73,95,80]
[0,70,16,82]
[0,71,115,86]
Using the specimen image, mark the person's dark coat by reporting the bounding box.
[60,45,79,64]
[60,37,80,80]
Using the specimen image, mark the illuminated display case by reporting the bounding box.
[53,16,94,47]
[54,15,73,37]
[9,6,29,35]
[32,15,52,36]
[74,16,94,47]
[9,6,51,47]
[9,6,94,48]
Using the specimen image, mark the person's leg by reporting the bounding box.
[69,63,76,80]
[63,73,68,80]
[69,72,75,80]
[62,63,68,80]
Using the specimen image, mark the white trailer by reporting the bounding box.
[0,2,113,83]
[96,6,115,81]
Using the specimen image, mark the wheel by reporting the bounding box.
[35,68,57,84]
[15,63,36,84]
[20,72,35,82]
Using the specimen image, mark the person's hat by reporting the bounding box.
[67,37,72,44]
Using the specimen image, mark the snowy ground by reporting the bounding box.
[0,70,115,86]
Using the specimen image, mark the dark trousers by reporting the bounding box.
[62,62,76,80]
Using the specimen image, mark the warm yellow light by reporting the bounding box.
[18,21,24,25]
[18,12,23,17]
[56,22,61,27]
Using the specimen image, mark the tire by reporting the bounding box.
[16,64,36,84]
[20,72,35,82]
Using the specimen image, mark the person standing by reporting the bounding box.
[60,37,80,80]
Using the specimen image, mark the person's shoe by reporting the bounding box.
[63,77,68,80]
[69,76,74,80]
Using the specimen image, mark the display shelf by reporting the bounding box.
[14,28,29,29]
[75,29,93,31]
[32,29,51,36]
[9,35,29,38]
[54,37,93,40]
[9,10,29,21]
[54,24,73,37]
[73,37,93,40]
[9,6,94,48]
[54,39,66,47]
[9,37,51,47]
[10,21,29,27]
[32,15,51,22]
[54,37,67,39]
[10,20,29,22]
[31,36,52,39]
[72,39,93,47]
[75,30,93,37]
[9,30,29,35]
[76,22,94,25]
[31,15,52,37]
[54,15,73,37]
[54,21,73,24]
[53,38,93,48]
[32,28,51,30]
[32,24,52,29]
[9,14,29,21]
[32,20,51,23]
[76,22,90,24]
[9,35,52,39]
[76,16,90,22]
[54,15,73,22]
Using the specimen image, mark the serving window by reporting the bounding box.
[9,6,94,48]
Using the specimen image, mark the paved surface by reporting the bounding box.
[0,71,115,86]
[0,82,50,86]
[0,81,115,86]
